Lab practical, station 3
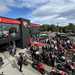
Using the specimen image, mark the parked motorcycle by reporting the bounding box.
[32,61,46,75]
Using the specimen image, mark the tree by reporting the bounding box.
[62,23,75,33]
[49,24,57,32]
[39,23,75,32]
[40,24,50,31]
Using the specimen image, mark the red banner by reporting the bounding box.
[0,17,21,24]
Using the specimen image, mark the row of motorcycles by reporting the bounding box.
[29,46,75,75]
[16,46,75,75]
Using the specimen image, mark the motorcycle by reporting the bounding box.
[32,61,46,75]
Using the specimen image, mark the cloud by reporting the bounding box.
[31,15,64,24]
[0,0,49,15]
[19,0,50,8]
[59,9,75,19]
[31,0,75,24]
[33,0,75,17]
[1,0,49,8]
[31,17,66,24]
[0,0,75,25]
[69,0,75,2]
[0,4,11,14]
[57,17,67,20]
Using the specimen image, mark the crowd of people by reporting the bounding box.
[8,41,16,56]
[6,34,75,75]
[30,35,75,75]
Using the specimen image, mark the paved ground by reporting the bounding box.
[0,48,42,75]
[0,48,73,75]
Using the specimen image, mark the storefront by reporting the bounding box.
[0,17,30,49]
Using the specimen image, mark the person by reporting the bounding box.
[8,45,13,55]
[50,52,55,67]
[12,45,16,56]
[49,68,58,75]
[18,54,23,72]
[12,41,16,55]
[9,41,16,56]
[35,51,40,61]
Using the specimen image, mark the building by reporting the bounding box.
[0,17,31,49]
[0,17,41,50]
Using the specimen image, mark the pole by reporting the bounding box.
[57,23,59,32]
[1,24,3,38]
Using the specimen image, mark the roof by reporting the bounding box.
[30,23,40,28]
[0,17,21,24]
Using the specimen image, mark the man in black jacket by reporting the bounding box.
[18,54,23,72]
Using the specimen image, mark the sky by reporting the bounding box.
[0,0,75,25]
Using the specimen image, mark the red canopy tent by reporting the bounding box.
[31,42,48,47]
